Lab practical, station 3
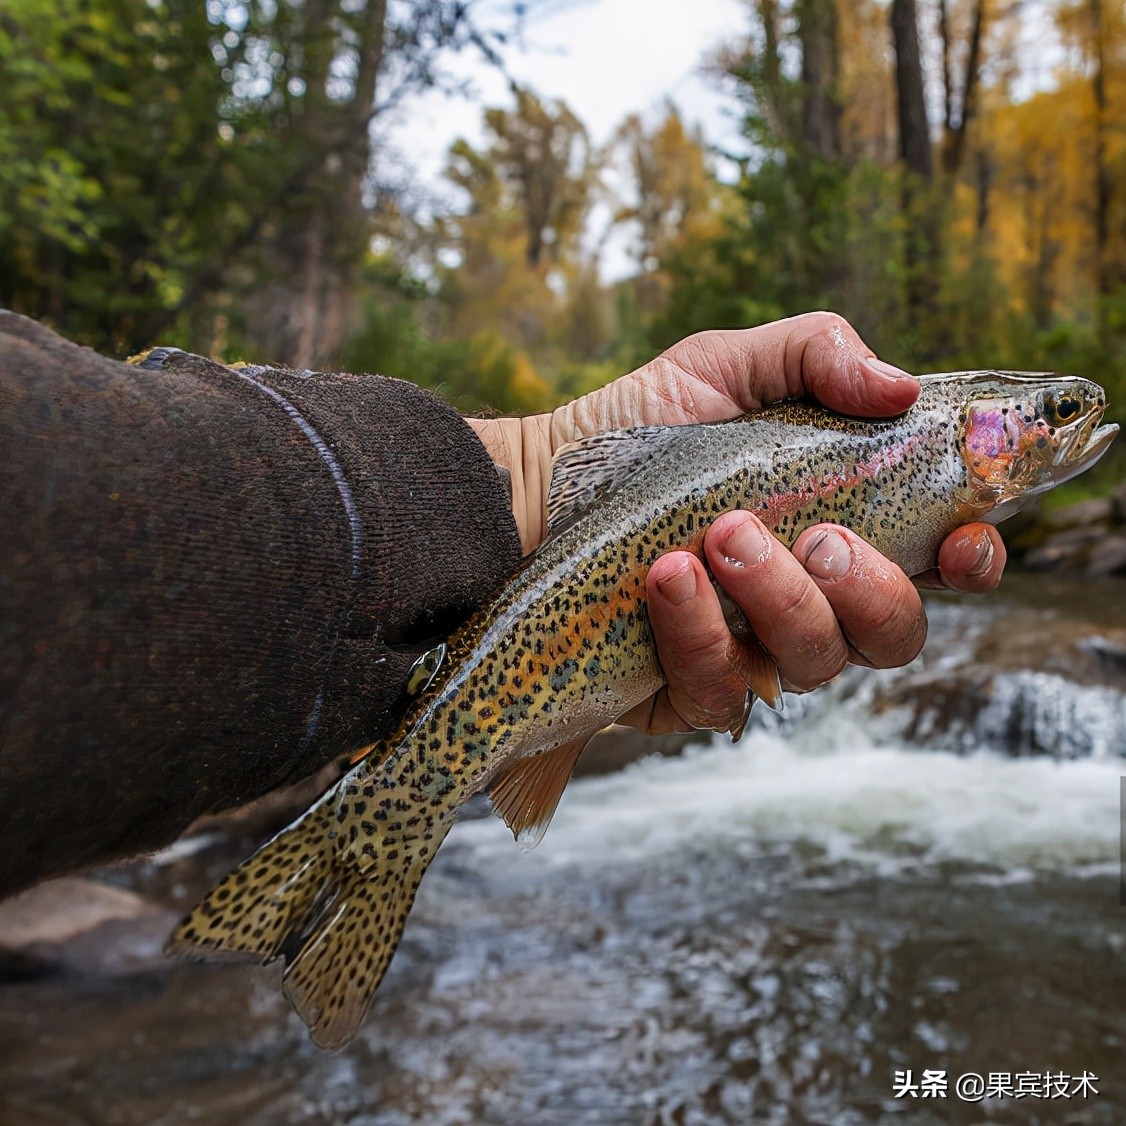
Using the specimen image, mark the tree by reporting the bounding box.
[1055,0,1126,336]
[166,0,518,366]
[433,88,598,351]
[232,0,390,367]
[889,0,933,181]
[889,0,941,340]
[0,0,237,352]
[697,0,860,332]
[937,0,986,178]
[482,86,596,270]
[798,0,842,159]
[613,107,730,315]
[0,0,532,362]
[436,135,560,350]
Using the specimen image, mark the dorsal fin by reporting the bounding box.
[488,738,590,851]
[546,426,679,537]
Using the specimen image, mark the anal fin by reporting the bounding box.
[489,738,589,851]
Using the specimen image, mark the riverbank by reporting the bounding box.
[1,574,1122,1123]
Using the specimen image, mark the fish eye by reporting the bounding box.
[1044,396,1081,425]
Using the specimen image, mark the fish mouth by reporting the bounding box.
[985,419,1118,525]
[1046,420,1119,490]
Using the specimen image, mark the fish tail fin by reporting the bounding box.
[165,799,338,964]
[282,848,437,1049]
[167,777,453,1050]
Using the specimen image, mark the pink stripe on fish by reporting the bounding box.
[756,430,930,523]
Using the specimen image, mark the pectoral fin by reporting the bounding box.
[488,738,590,851]
[727,691,755,741]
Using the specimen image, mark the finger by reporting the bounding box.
[937,523,1007,593]
[704,512,848,692]
[792,524,927,669]
[644,552,756,732]
[660,312,919,418]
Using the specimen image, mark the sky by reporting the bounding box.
[378,0,749,276]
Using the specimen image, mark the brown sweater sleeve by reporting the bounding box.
[0,311,522,893]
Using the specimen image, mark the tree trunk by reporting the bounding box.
[940,0,985,178]
[939,0,954,137]
[974,148,994,234]
[890,0,939,343]
[242,0,388,368]
[1031,192,1060,331]
[1089,0,1111,332]
[798,0,841,160]
[890,0,933,181]
[755,0,790,140]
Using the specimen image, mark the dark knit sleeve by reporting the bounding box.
[0,311,523,892]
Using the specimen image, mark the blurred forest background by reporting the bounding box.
[2,0,1124,493]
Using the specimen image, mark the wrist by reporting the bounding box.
[465,414,554,554]
[465,384,625,553]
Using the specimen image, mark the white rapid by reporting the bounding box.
[455,721,1123,881]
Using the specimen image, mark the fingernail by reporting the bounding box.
[968,536,995,577]
[656,559,697,605]
[801,529,852,580]
[865,357,914,382]
[720,515,769,568]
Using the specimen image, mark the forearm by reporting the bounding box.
[0,313,521,893]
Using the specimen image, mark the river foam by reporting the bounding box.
[455,725,1122,880]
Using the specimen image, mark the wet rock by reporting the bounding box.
[1022,525,1107,571]
[1112,479,1126,521]
[184,756,347,841]
[104,757,356,908]
[0,877,175,978]
[854,578,1126,758]
[577,729,707,776]
[1078,631,1126,673]
[0,948,54,982]
[1086,533,1126,577]
[1043,496,1114,529]
[1008,480,1122,575]
[0,878,155,948]
[968,611,1126,687]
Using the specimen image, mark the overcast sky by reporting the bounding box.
[375,0,1061,278]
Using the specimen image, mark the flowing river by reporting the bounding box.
[1,574,1124,1124]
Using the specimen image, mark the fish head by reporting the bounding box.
[924,371,1118,519]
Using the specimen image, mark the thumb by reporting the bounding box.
[787,312,919,417]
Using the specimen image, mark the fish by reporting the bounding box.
[166,370,1117,1048]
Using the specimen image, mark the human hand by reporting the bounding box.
[467,312,1006,734]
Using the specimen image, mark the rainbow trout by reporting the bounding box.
[168,371,1116,1048]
